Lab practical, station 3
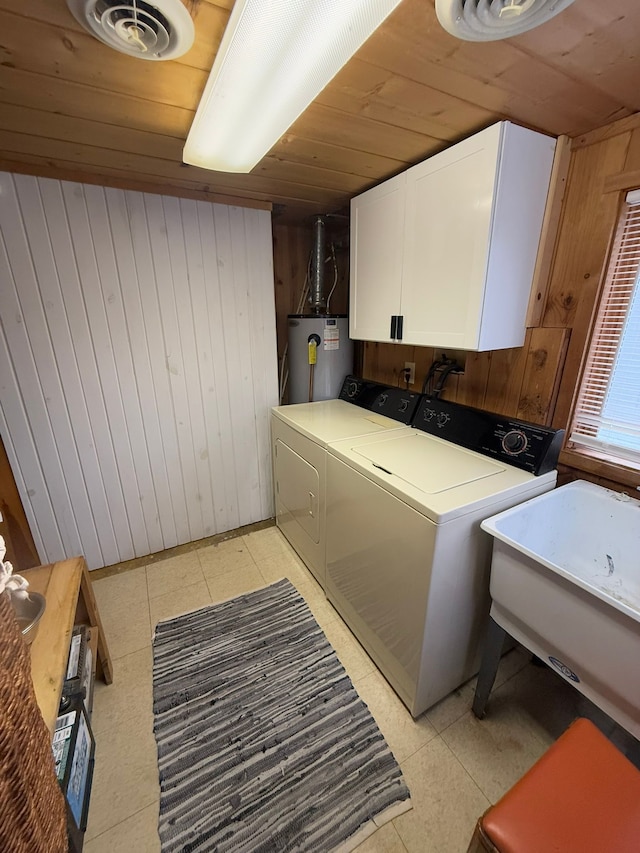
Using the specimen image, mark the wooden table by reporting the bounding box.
[23,556,113,737]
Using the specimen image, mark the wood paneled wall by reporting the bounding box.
[548,114,640,490]
[271,116,640,491]
[0,173,278,570]
[271,218,570,425]
[361,329,570,426]
[272,223,313,382]
[356,114,640,492]
[272,219,350,402]
[0,434,39,572]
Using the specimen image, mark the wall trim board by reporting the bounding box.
[559,449,640,491]
[603,169,640,195]
[525,135,572,328]
[547,134,632,434]
[571,112,640,150]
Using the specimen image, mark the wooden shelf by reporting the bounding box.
[23,556,112,737]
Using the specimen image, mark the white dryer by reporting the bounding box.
[271,377,420,588]
[325,396,564,717]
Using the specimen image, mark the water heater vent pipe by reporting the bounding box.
[308,215,327,313]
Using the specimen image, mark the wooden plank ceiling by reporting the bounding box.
[1,0,639,223]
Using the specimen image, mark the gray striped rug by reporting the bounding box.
[152,578,411,852]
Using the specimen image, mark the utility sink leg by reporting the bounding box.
[472,617,507,719]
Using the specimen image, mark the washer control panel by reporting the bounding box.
[413,396,564,475]
[339,375,420,424]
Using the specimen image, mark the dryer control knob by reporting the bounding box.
[437,412,450,428]
[377,393,388,406]
[346,380,359,398]
[502,429,528,455]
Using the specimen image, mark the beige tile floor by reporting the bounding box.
[84,526,640,853]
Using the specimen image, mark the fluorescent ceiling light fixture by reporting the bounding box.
[183,0,404,173]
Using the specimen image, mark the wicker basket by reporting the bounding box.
[0,591,67,852]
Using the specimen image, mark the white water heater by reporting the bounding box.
[288,315,353,403]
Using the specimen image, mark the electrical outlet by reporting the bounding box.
[404,362,415,385]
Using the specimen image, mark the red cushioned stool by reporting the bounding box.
[466,718,640,853]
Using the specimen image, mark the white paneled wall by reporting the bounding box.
[0,173,278,569]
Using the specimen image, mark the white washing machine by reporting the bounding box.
[271,377,421,588]
[325,395,564,717]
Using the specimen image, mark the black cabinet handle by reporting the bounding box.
[390,315,397,339]
[397,315,403,341]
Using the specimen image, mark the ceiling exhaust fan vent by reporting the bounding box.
[435,0,576,41]
[66,0,194,60]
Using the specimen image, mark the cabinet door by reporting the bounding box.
[350,172,405,342]
[401,123,502,349]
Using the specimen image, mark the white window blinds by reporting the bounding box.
[569,190,640,465]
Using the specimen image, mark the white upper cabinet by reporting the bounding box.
[349,122,556,351]
[349,170,406,342]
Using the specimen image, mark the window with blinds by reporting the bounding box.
[569,189,640,466]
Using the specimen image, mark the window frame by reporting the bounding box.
[559,187,640,489]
